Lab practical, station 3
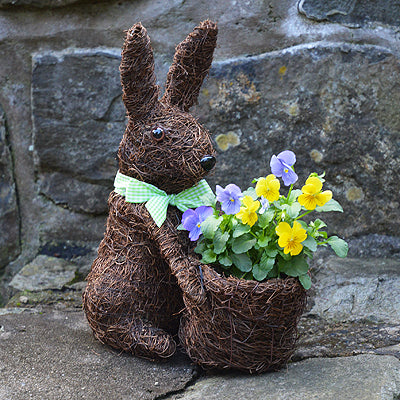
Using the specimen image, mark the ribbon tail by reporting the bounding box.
[146,196,169,227]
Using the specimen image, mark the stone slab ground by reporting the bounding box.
[1,307,400,400]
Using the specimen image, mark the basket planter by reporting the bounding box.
[179,264,307,374]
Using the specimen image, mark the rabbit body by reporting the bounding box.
[83,21,218,360]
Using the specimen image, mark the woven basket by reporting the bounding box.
[179,264,307,373]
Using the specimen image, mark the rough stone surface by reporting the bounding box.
[0,308,197,400]
[32,49,123,214]
[298,0,400,28]
[39,172,111,215]
[307,256,400,323]
[0,0,83,8]
[296,316,400,360]
[0,106,20,271]
[171,354,400,400]
[8,254,77,291]
[199,43,400,238]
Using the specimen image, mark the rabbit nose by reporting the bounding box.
[200,155,216,172]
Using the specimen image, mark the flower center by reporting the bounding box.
[284,168,289,173]
[197,223,201,228]
[230,198,235,202]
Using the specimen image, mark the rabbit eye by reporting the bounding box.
[151,127,165,142]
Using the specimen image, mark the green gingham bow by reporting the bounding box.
[114,171,214,227]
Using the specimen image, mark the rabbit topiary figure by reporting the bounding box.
[82,20,218,360]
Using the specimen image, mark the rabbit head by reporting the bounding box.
[118,21,218,194]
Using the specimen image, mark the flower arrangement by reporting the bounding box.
[179,151,348,289]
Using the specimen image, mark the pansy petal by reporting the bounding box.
[277,150,296,166]
[266,174,280,190]
[255,178,267,197]
[223,199,241,215]
[216,185,230,203]
[298,193,317,210]
[301,183,318,195]
[226,183,243,199]
[196,206,214,222]
[282,167,298,186]
[305,176,323,192]
[247,212,258,227]
[315,190,332,206]
[181,209,198,230]
[188,225,202,241]
[292,221,307,242]
[270,155,284,176]
[275,221,291,236]
[288,242,303,256]
[242,195,254,208]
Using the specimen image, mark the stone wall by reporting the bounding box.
[1,0,400,295]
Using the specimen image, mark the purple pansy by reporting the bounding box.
[259,196,269,214]
[216,184,243,214]
[181,206,213,241]
[270,150,298,186]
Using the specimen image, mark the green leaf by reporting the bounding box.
[231,253,253,272]
[201,215,223,239]
[213,230,230,254]
[252,263,268,281]
[200,192,217,207]
[299,273,312,290]
[286,202,301,219]
[312,218,327,230]
[288,189,303,203]
[264,246,278,258]
[318,231,328,239]
[279,256,309,277]
[296,219,308,230]
[327,236,348,258]
[201,249,217,264]
[232,234,257,254]
[194,238,207,255]
[233,223,251,238]
[258,209,275,229]
[176,223,185,231]
[257,235,270,248]
[218,253,233,267]
[316,199,343,212]
[259,252,275,273]
[302,235,318,252]
[242,187,258,200]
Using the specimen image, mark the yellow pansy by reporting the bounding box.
[255,174,280,202]
[298,176,332,210]
[236,196,260,227]
[275,221,307,256]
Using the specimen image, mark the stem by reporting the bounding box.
[287,184,293,202]
[296,210,313,220]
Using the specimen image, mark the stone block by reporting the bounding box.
[173,354,400,400]
[0,106,20,270]
[298,0,400,28]
[9,254,77,291]
[309,256,400,323]
[32,49,123,214]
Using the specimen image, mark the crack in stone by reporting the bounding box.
[154,368,203,400]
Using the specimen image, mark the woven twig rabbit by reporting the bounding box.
[83,20,218,360]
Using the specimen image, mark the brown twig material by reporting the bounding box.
[82,20,218,361]
[179,266,307,373]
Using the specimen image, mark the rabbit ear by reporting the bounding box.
[120,23,160,120]
[162,20,218,112]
